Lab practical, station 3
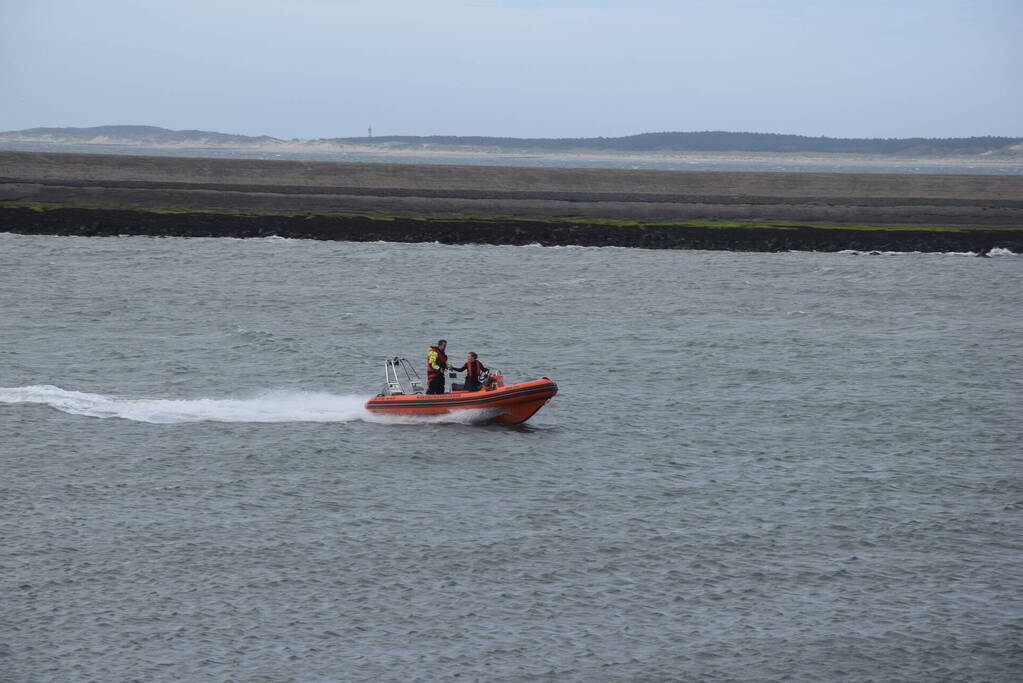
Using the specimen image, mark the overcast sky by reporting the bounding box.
[1,0,1019,139]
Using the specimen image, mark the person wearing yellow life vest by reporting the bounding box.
[426,339,451,394]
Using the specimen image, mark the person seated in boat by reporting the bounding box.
[426,339,451,394]
[453,352,488,392]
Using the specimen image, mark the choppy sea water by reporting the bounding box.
[1,234,1021,681]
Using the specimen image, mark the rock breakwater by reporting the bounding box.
[2,206,1020,254]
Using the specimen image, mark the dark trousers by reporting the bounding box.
[426,374,445,394]
[463,377,481,392]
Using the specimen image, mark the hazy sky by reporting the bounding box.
[1,0,1020,139]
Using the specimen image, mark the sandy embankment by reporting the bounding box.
[1,150,1021,252]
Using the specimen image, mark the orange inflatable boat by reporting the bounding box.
[365,357,557,424]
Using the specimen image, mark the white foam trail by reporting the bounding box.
[0,385,500,425]
[0,385,370,424]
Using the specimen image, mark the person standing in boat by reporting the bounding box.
[426,339,451,394]
[453,352,488,392]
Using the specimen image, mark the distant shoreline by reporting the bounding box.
[3,125,1021,160]
[1,150,1020,253]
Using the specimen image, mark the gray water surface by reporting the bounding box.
[2,235,1021,681]
[3,140,1022,174]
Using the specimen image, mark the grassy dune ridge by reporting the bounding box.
[2,200,1011,233]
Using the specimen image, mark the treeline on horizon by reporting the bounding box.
[3,125,1020,155]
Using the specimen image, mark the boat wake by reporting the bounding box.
[0,385,493,425]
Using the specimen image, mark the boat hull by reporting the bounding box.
[365,378,557,424]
